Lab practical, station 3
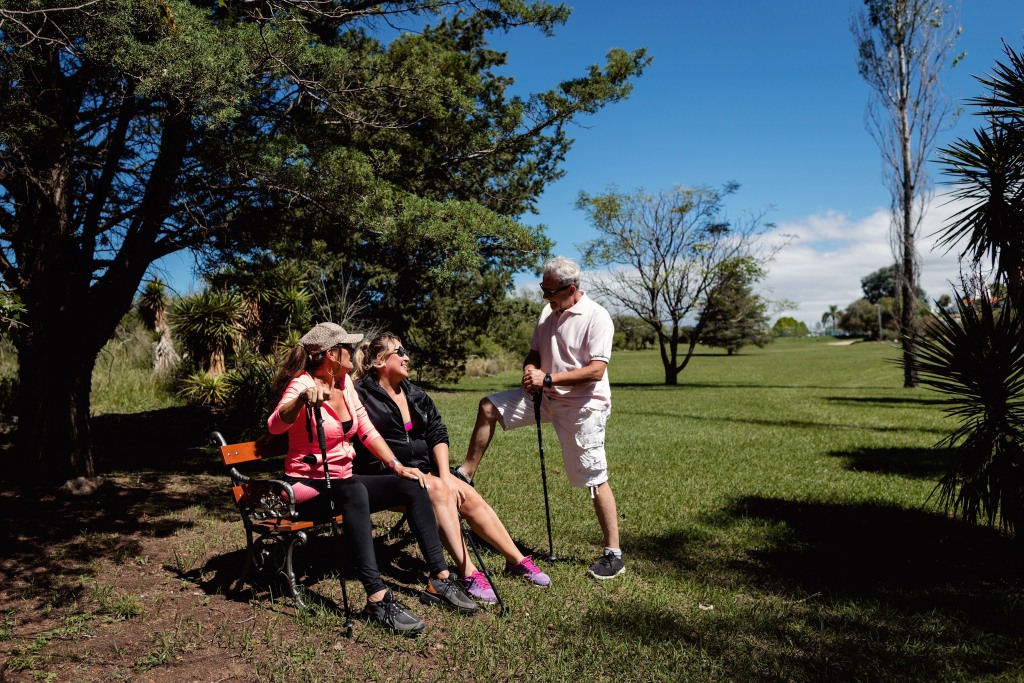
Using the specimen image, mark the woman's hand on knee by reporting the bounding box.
[440,471,468,508]
[454,479,483,510]
[394,463,428,489]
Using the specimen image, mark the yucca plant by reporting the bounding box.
[266,284,311,351]
[917,42,1024,538]
[176,371,233,408]
[168,290,244,374]
[224,357,277,439]
[914,293,1024,534]
[937,42,1024,308]
[137,279,169,335]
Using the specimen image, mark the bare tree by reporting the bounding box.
[851,0,962,387]
[310,272,371,331]
[577,184,779,385]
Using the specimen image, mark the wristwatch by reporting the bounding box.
[543,373,552,388]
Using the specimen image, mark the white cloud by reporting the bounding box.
[762,193,973,327]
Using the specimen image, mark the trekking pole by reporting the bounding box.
[459,517,507,615]
[314,402,355,637]
[533,390,556,562]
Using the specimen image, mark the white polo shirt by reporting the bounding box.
[531,292,613,410]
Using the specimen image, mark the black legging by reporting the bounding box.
[285,473,446,596]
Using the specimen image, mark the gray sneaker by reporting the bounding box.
[362,590,425,636]
[587,551,625,580]
[420,575,479,614]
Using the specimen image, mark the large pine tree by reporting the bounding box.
[0,0,648,484]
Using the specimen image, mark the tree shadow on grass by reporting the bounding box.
[0,471,237,602]
[712,496,1021,603]
[611,382,845,390]
[825,395,948,408]
[830,445,954,479]
[611,407,949,436]
[0,407,243,602]
[722,498,1023,679]
[189,519,462,613]
[92,404,225,475]
[622,498,1024,680]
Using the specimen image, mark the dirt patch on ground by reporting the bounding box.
[0,414,472,682]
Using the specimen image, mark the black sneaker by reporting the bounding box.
[420,576,479,614]
[362,590,425,636]
[450,466,474,487]
[587,551,625,580]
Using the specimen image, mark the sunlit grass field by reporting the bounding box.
[437,337,948,558]
[409,338,1020,682]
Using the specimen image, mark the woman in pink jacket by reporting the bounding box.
[267,322,476,635]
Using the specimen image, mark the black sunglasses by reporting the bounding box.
[540,283,572,297]
[392,345,408,358]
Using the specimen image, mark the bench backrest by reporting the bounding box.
[219,433,288,466]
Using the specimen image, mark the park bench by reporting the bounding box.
[211,430,505,615]
[212,430,342,610]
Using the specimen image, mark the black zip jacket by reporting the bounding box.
[352,373,450,475]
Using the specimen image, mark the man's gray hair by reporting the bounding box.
[543,256,581,288]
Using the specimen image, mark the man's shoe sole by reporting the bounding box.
[588,567,625,581]
[505,570,551,588]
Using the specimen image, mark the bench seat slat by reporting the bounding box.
[251,515,344,534]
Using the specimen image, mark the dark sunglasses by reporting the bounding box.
[333,343,356,354]
[391,345,408,358]
[540,283,572,297]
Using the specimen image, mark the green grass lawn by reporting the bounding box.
[418,338,1021,682]
[8,337,1021,682]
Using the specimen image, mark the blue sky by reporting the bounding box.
[485,1,1023,327]
[153,1,1023,327]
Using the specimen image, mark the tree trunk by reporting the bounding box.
[899,250,919,388]
[898,34,919,389]
[9,242,131,485]
[663,365,678,385]
[14,322,101,485]
[658,333,677,385]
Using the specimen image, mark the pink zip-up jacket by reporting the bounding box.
[267,372,381,482]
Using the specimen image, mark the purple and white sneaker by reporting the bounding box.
[462,570,497,603]
[505,555,551,587]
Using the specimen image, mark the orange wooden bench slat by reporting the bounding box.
[221,441,260,465]
[251,514,344,534]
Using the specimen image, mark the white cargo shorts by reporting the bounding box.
[486,388,610,488]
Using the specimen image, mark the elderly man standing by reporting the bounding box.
[455,256,624,580]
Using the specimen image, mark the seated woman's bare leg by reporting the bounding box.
[454,480,525,566]
[425,473,477,578]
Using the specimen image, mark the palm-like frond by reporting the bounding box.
[168,290,244,373]
[137,279,169,333]
[936,42,1024,304]
[937,126,1024,266]
[176,371,233,408]
[967,41,1024,125]
[914,293,1024,533]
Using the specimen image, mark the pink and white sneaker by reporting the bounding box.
[462,570,497,603]
[505,555,551,587]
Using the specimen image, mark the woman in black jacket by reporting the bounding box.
[353,332,551,603]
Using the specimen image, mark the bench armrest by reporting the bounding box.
[229,467,300,521]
